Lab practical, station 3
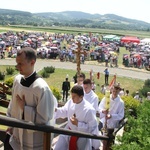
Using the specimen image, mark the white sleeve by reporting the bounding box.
[77,110,97,133]
[98,97,106,119]
[93,96,99,112]
[35,88,54,124]
[111,102,124,121]
[54,100,70,119]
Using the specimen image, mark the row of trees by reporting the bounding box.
[1,18,150,31]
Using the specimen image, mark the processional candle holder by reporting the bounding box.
[102,88,110,136]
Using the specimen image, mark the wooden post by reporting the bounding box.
[43,132,51,150]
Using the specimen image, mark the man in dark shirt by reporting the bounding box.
[104,67,109,85]
[62,78,70,101]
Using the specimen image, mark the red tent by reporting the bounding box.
[121,36,140,44]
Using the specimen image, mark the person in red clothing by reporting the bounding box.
[97,72,100,79]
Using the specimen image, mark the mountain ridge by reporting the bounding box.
[0,9,150,31]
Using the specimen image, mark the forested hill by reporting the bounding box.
[0,9,150,31]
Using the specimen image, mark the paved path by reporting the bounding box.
[0,58,149,80]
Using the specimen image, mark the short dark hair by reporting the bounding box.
[71,85,84,96]
[126,90,129,94]
[83,79,92,85]
[17,47,37,61]
[113,84,121,90]
[77,72,85,79]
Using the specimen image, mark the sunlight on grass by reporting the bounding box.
[0,125,7,130]
[0,106,7,113]
[43,68,144,95]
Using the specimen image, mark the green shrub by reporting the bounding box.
[40,70,50,78]
[122,96,140,109]
[44,66,55,73]
[140,86,150,97]
[6,67,15,75]
[0,71,5,80]
[144,79,150,87]
[138,79,150,97]
[50,86,62,101]
[4,77,14,87]
[112,100,150,150]
[122,96,140,116]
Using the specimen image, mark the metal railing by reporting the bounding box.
[0,115,109,150]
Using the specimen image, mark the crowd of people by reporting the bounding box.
[123,42,150,70]
[1,31,150,71]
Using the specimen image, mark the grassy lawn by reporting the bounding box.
[0,66,144,98]
[0,65,18,82]
[0,107,8,130]
[1,25,150,38]
[118,47,130,65]
[42,68,144,96]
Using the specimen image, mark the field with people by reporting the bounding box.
[0,26,150,150]
[0,25,149,97]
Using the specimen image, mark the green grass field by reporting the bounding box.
[1,25,150,38]
[43,68,144,96]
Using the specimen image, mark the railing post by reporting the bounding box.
[43,132,51,150]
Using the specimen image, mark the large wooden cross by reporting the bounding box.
[74,41,87,76]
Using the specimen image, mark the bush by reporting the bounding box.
[40,70,50,78]
[6,67,15,75]
[122,96,140,110]
[144,79,150,87]
[44,66,55,73]
[122,96,140,116]
[4,77,14,87]
[50,86,62,101]
[138,79,150,97]
[140,86,150,97]
[112,100,150,150]
[0,71,5,80]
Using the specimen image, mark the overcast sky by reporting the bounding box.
[0,0,150,23]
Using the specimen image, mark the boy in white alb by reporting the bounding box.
[98,85,124,150]
[54,85,100,150]
[83,79,100,149]
[83,79,99,112]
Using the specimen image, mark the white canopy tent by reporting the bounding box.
[140,38,150,45]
